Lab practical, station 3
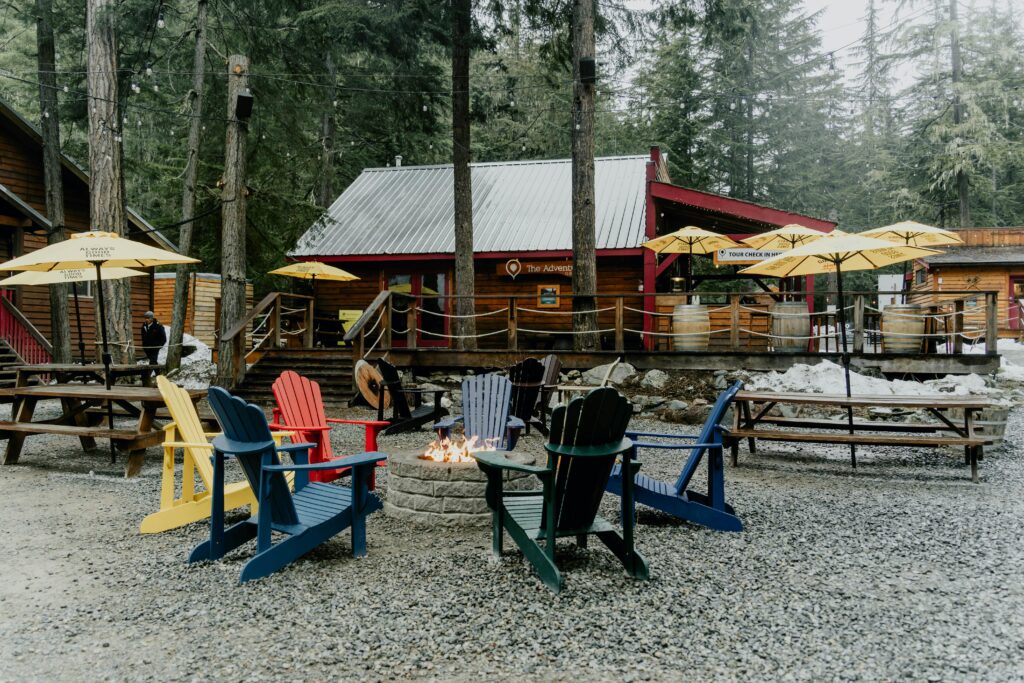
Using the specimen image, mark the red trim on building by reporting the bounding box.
[649,181,836,231]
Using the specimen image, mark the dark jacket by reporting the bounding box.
[141,320,167,352]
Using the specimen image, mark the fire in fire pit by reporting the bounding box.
[420,435,497,464]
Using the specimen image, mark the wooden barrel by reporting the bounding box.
[950,406,1010,449]
[770,302,811,353]
[881,304,925,353]
[672,304,710,351]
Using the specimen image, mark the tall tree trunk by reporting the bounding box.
[216,56,250,387]
[744,36,755,200]
[87,0,132,363]
[452,0,477,349]
[571,0,599,351]
[35,0,71,364]
[950,0,970,227]
[316,51,337,208]
[167,0,208,371]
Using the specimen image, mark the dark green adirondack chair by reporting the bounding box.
[475,387,649,593]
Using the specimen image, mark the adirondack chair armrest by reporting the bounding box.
[263,451,386,472]
[475,451,551,476]
[507,416,526,430]
[626,430,699,440]
[632,440,720,450]
[268,422,331,432]
[203,431,223,437]
[325,418,390,427]
[164,440,213,449]
[434,415,463,430]
[545,437,634,459]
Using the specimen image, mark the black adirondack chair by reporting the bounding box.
[508,357,545,436]
[532,354,562,436]
[476,387,649,593]
[375,359,448,435]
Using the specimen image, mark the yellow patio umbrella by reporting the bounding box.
[740,233,942,467]
[268,261,359,284]
[860,221,964,301]
[642,226,739,302]
[741,223,828,250]
[0,230,198,459]
[0,267,146,364]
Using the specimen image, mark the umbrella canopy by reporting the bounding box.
[741,224,828,250]
[859,221,964,248]
[269,261,359,282]
[0,267,146,286]
[641,226,739,254]
[737,233,941,278]
[0,230,198,272]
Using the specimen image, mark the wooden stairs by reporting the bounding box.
[234,348,354,406]
[0,339,24,388]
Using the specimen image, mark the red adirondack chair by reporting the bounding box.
[271,370,388,486]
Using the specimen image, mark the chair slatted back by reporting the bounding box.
[461,373,513,448]
[376,359,413,420]
[538,355,561,407]
[674,381,741,493]
[272,370,334,460]
[208,387,299,527]
[508,357,545,424]
[546,388,632,531]
[157,376,213,484]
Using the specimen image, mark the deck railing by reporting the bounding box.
[0,297,53,366]
[343,289,1003,358]
[219,292,313,385]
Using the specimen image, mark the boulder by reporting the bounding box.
[640,369,669,390]
[583,361,637,386]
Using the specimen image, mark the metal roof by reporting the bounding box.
[923,246,1024,267]
[291,155,648,257]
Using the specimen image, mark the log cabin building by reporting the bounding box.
[0,97,177,363]
[290,147,836,352]
[909,226,1024,338]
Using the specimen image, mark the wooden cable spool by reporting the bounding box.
[355,360,390,409]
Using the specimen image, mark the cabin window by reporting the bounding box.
[914,269,925,285]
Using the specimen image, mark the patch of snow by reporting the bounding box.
[152,326,216,390]
[745,360,997,397]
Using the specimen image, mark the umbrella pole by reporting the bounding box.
[94,263,115,463]
[71,282,86,364]
[835,260,856,469]
[685,251,692,305]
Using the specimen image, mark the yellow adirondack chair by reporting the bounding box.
[140,376,290,534]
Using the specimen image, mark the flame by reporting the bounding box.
[421,434,498,463]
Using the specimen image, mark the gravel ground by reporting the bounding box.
[1,399,1023,682]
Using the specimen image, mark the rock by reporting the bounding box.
[632,395,667,413]
[582,361,636,386]
[713,373,729,389]
[666,399,688,411]
[566,369,582,381]
[640,369,669,390]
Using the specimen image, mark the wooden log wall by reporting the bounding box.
[908,266,1012,336]
[153,274,253,347]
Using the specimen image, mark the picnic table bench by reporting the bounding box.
[0,383,204,478]
[729,391,993,482]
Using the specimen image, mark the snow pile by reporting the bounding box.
[745,360,995,397]
[964,338,1024,384]
[153,326,216,389]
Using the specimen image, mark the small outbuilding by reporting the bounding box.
[152,272,253,348]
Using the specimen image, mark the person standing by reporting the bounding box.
[141,311,167,368]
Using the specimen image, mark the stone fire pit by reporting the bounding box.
[385,450,539,526]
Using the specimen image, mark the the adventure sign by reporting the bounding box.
[713,248,784,266]
[498,259,573,279]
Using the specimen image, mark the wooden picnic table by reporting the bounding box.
[12,362,165,388]
[0,383,204,478]
[729,390,995,482]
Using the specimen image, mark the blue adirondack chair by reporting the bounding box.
[189,387,385,583]
[434,373,524,450]
[606,381,742,532]
[476,387,649,593]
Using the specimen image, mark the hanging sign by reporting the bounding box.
[498,260,573,278]
[713,248,784,267]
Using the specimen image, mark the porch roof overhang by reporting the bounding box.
[0,181,51,231]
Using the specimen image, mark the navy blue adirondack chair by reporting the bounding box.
[606,381,742,532]
[477,387,649,593]
[434,373,525,450]
[189,387,385,583]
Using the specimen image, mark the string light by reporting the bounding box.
[156,13,165,29]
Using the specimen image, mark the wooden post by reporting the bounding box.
[304,298,314,348]
[986,292,998,354]
[508,297,518,351]
[383,297,392,350]
[271,295,281,349]
[853,295,865,353]
[953,299,964,354]
[215,55,251,388]
[730,294,740,350]
[406,305,416,349]
[355,329,365,360]
[614,297,624,352]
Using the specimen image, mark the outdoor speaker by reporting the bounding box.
[579,57,596,85]
[235,89,254,120]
